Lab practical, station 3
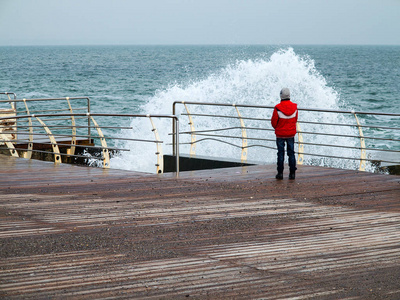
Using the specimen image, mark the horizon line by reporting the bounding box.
[1,43,400,47]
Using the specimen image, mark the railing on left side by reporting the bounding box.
[0,113,180,176]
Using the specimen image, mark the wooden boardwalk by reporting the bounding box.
[0,154,399,299]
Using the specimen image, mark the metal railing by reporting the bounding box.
[173,101,400,172]
[0,93,18,148]
[0,96,92,138]
[1,94,398,175]
[0,92,17,101]
[0,112,180,175]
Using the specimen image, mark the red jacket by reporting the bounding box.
[271,100,298,138]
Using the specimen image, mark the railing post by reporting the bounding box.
[66,97,76,156]
[0,132,19,157]
[6,93,16,110]
[87,98,91,141]
[34,115,62,164]
[90,115,110,169]
[296,123,304,165]
[175,117,180,177]
[148,115,164,174]
[0,106,17,145]
[353,112,366,171]
[171,103,180,176]
[22,99,33,159]
[183,102,196,157]
[233,104,248,163]
[172,102,176,157]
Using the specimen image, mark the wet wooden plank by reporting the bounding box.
[0,154,399,299]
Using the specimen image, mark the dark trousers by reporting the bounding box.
[276,137,296,173]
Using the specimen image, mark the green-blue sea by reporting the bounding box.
[1,45,399,172]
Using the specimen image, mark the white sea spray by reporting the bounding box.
[111,48,365,173]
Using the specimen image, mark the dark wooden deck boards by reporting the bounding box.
[0,154,399,299]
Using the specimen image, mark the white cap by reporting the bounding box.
[280,88,290,100]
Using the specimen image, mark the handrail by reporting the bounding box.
[180,112,400,131]
[0,92,17,99]
[179,131,400,153]
[1,97,92,142]
[0,97,90,103]
[1,96,397,174]
[0,92,17,110]
[174,100,400,116]
[0,113,180,176]
[173,101,399,172]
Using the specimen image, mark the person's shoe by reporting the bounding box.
[276,173,283,180]
[289,172,295,180]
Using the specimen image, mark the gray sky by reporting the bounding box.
[1,0,399,46]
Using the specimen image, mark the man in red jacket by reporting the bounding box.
[271,88,298,180]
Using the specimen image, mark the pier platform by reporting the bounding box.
[0,154,399,299]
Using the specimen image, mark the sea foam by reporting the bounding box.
[111,48,361,173]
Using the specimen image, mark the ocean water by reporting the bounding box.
[1,45,399,172]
